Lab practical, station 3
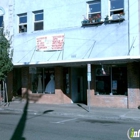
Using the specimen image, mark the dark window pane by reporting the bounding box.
[19,16,27,24]
[34,22,43,31]
[89,2,101,13]
[110,0,124,10]
[35,13,43,21]
[0,16,3,27]
[111,9,124,15]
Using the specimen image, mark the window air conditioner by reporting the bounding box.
[21,25,24,29]
[112,14,124,20]
[112,14,119,20]
[21,25,27,32]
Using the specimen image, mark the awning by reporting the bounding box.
[13,56,140,67]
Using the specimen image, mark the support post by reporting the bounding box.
[5,82,9,105]
[87,64,91,112]
[0,84,1,104]
[3,81,5,102]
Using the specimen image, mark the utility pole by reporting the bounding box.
[87,64,91,112]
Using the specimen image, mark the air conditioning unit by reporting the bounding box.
[111,14,124,20]
[20,25,27,32]
[112,14,119,20]
[21,25,24,29]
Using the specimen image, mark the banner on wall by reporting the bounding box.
[36,34,64,51]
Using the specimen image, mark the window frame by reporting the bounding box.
[33,10,44,31]
[110,0,124,16]
[18,13,27,33]
[86,0,101,23]
[30,67,55,94]
[95,65,127,96]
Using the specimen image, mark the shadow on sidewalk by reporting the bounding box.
[10,93,54,140]
[77,104,89,112]
[27,110,54,120]
[10,94,29,140]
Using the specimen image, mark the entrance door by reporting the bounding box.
[77,76,84,102]
[13,68,22,96]
[71,67,87,104]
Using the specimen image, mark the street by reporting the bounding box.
[0,104,139,140]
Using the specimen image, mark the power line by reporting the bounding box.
[29,48,36,63]
[17,46,35,63]
[15,22,137,62]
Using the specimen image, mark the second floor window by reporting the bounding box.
[110,0,124,15]
[0,16,3,27]
[18,13,27,33]
[87,0,101,23]
[33,10,43,31]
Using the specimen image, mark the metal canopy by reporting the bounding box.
[13,56,140,67]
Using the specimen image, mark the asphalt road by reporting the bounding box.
[0,109,139,140]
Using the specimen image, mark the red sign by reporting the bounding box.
[36,34,64,51]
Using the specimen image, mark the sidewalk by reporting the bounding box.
[0,100,140,122]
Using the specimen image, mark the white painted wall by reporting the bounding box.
[11,0,138,65]
[129,0,139,55]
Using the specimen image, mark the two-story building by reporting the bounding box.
[2,0,140,108]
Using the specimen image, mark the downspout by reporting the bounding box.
[139,0,140,54]
[127,0,130,109]
[128,0,130,56]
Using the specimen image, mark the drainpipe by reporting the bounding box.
[128,0,130,55]
[111,66,112,94]
[139,0,140,54]
[127,0,130,109]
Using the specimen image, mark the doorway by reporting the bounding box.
[71,67,87,104]
[13,68,22,96]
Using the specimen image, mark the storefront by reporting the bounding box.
[7,59,140,108]
[89,64,128,108]
[11,66,71,104]
[95,65,127,96]
[88,62,140,109]
[11,65,87,104]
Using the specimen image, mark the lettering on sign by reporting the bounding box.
[36,34,64,51]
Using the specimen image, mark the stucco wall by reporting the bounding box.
[13,0,129,65]
[129,0,140,55]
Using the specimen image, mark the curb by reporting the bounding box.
[0,107,140,122]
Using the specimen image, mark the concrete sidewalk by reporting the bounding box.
[0,101,140,122]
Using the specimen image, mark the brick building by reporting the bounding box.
[1,0,140,108]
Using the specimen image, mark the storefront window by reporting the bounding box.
[112,67,127,95]
[95,65,111,95]
[95,65,127,95]
[30,67,55,94]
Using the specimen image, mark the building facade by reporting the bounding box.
[1,0,140,108]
